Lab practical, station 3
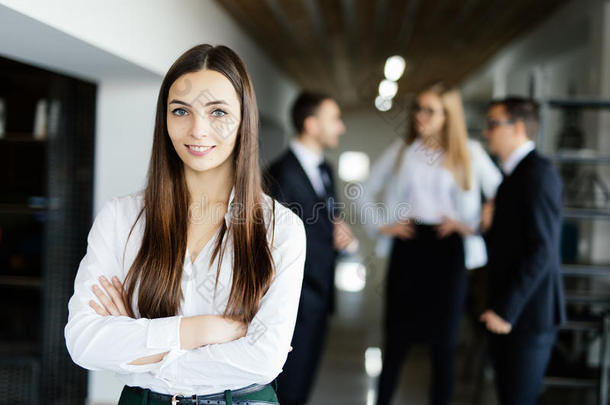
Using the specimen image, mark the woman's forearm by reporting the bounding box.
[128,351,169,365]
[458,222,474,236]
[127,315,246,366]
[180,314,247,350]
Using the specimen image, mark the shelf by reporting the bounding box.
[0,135,47,144]
[544,376,598,389]
[553,155,610,164]
[562,265,610,277]
[546,99,610,109]
[565,292,610,304]
[0,203,47,214]
[0,341,40,357]
[0,276,42,288]
[560,320,602,331]
[563,208,610,220]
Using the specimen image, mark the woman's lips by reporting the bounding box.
[186,144,215,157]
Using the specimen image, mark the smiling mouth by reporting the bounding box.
[186,144,215,153]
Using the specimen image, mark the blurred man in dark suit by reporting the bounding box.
[265,92,355,405]
[481,97,566,405]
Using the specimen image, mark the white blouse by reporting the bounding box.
[396,138,460,224]
[64,189,306,396]
[358,137,502,268]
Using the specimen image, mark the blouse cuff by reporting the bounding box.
[116,315,184,374]
[146,315,183,350]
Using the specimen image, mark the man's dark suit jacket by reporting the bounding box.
[486,149,566,333]
[265,149,337,314]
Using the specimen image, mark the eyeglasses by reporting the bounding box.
[412,104,444,117]
[485,118,515,130]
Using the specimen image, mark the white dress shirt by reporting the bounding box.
[64,189,306,395]
[290,139,326,197]
[502,140,535,175]
[358,137,502,268]
[395,138,459,224]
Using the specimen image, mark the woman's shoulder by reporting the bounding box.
[95,191,145,231]
[467,138,482,151]
[467,139,492,164]
[467,139,489,157]
[260,193,306,245]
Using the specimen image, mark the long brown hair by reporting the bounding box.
[123,44,275,323]
[395,83,472,190]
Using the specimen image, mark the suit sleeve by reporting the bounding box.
[492,165,563,324]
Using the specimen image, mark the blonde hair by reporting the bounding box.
[394,83,472,190]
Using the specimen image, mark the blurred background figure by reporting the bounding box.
[481,97,566,405]
[359,83,501,405]
[265,91,355,405]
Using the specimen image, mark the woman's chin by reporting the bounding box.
[184,161,216,174]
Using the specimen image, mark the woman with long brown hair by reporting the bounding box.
[359,83,501,405]
[64,44,306,404]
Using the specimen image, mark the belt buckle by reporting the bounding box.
[171,393,185,405]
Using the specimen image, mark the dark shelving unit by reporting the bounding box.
[539,98,610,405]
[0,55,96,404]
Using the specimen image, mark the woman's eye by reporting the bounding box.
[172,108,188,117]
[211,109,227,118]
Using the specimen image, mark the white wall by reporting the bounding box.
[0,2,298,403]
[93,79,160,206]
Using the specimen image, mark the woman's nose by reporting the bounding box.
[190,114,212,139]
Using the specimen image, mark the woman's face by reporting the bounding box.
[166,69,241,174]
[413,91,446,140]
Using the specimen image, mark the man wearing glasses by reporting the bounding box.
[481,97,566,405]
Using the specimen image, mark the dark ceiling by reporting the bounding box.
[216,0,568,110]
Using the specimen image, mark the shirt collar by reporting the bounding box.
[502,140,535,176]
[290,138,324,169]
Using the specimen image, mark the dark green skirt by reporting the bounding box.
[118,383,278,405]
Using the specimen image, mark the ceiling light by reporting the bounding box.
[338,151,370,182]
[384,55,406,81]
[378,79,398,98]
[365,347,383,377]
[375,95,392,112]
[334,261,366,292]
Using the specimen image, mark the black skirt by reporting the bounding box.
[384,224,467,344]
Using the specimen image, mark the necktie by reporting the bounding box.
[318,161,336,218]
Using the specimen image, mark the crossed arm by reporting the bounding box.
[88,275,246,365]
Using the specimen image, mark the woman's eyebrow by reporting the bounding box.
[203,99,229,106]
[168,99,191,106]
[168,98,229,106]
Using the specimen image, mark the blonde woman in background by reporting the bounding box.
[359,83,501,405]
